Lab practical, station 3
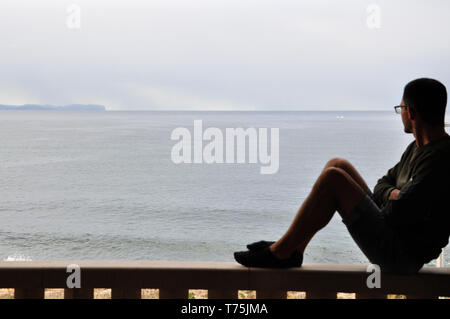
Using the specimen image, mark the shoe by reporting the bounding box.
[246,240,276,251]
[234,246,303,268]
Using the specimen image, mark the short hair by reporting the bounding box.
[403,78,447,126]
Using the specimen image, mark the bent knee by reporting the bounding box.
[325,157,350,170]
[315,167,346,195]
[321,167,346,182]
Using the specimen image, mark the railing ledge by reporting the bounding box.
[0,261,448,298]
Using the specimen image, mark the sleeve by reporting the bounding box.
[381,151,438,227]
[373,162,400,207]
[372,141,415,207]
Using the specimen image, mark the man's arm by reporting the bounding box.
[381,152,441,226]
[373,141,415,207]
[373,162,401,207]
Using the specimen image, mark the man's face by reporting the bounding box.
[401,99,413,134]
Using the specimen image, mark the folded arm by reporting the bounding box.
[381,152,441,226]
[373,141,416,206]
[373,162,401,207]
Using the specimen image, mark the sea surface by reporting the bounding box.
[0,111,448,266]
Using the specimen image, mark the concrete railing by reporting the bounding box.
[0,261,449,299]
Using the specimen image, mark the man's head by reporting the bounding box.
[401,78,447,133]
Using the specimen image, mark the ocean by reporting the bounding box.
[0,110,448,266]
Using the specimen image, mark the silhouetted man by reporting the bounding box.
[234,78,450,274]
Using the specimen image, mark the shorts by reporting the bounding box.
[342,188,424,274]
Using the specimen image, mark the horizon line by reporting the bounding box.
[104,109,395,112]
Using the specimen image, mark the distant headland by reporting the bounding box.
[0,104,106,111]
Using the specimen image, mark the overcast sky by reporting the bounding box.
[1,0,449,110]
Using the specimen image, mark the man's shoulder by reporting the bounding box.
[425,135,450,159]
[412,135,450,159]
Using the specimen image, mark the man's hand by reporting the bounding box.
[388,189,401,200]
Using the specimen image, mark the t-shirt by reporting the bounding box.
[373,134,450,264]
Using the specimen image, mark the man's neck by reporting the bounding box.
[413,126,448,147]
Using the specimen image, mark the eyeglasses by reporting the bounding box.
[394,105,408,114]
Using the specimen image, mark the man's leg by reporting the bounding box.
[246,158,371,251]
[270,160,367,259]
